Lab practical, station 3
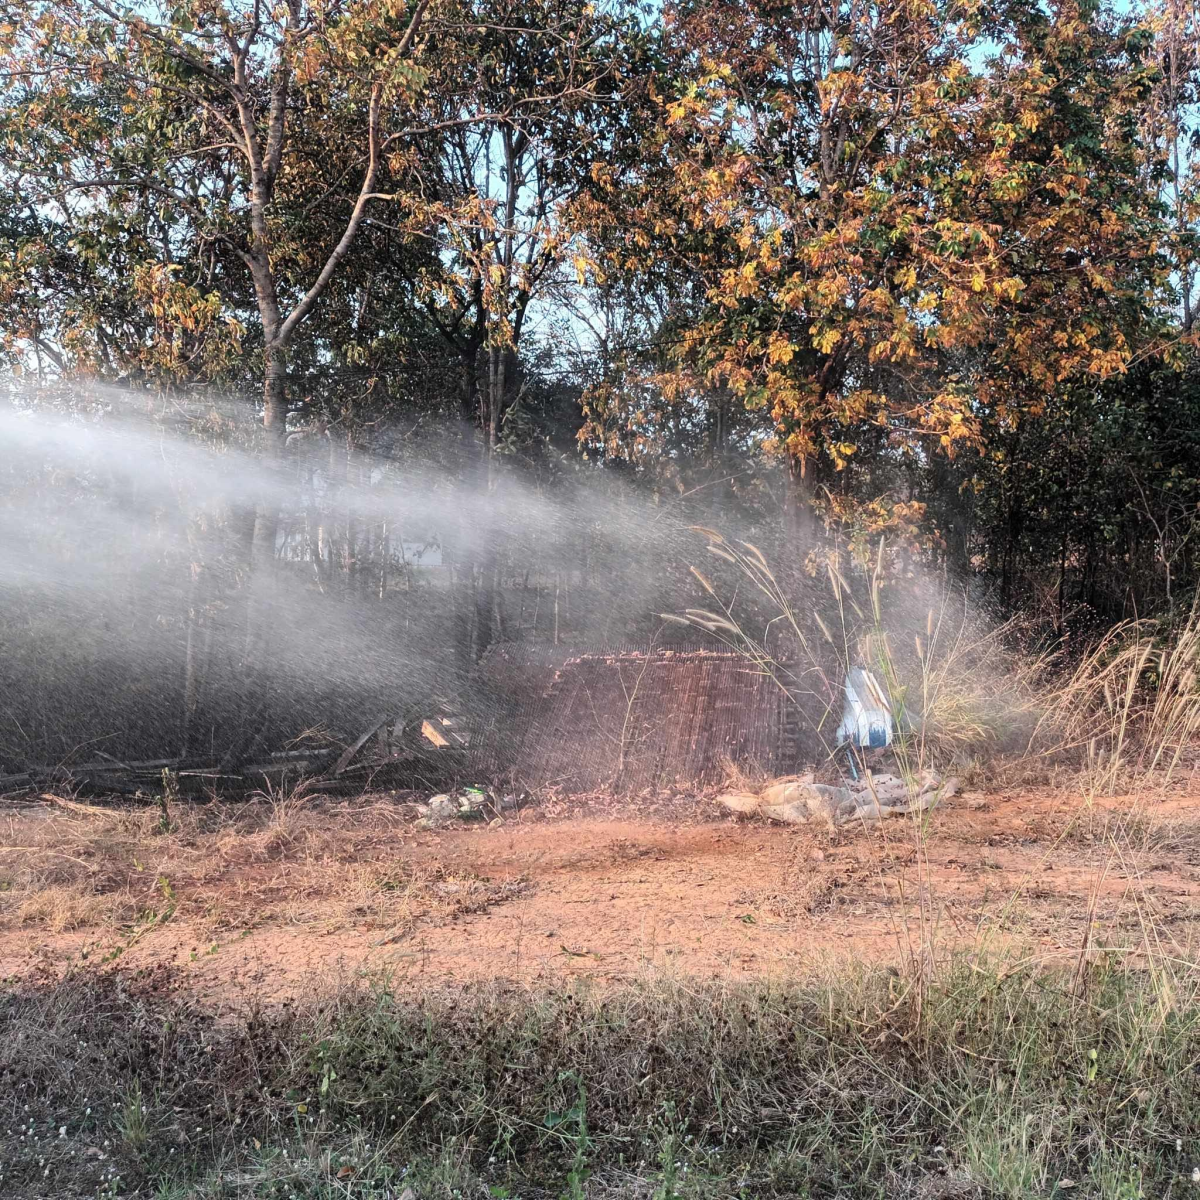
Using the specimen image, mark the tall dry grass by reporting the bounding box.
[671,528,1200,795]
[1030,599,1200,793]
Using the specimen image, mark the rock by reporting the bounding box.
[760,781,849,828]
[732,770,960,829]
[760,773,817,806]
[841,773,959,823]
[844,789,937,824]
[428,793,457,819]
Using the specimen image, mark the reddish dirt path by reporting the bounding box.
[4,786,1200,1003]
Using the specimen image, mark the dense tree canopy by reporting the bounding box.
[1,0,1199,761]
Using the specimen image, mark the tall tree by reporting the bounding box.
[388,0,641,656]
[577,0,1186,546]
[1,0,442,581]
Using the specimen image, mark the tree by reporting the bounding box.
[2,0,445,597]
[380,0,642,656]
[577,0,1188,549]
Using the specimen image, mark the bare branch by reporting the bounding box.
[275,83,384,346]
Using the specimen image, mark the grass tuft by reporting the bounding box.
[4,957,1200,1197]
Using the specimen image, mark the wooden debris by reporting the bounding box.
[332,713,393,776]
[420,719,450,748]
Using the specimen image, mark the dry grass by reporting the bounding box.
[673,529,1200,798]
[11,884,123,933]
[0,787,518,940]
[4,953,1200,1199]
[665,528,1200,1006]
[668,530,1051,775]
[1030,600,1200,794]
[2,701,1199,1196]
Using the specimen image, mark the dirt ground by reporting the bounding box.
[3,781,1200,1004]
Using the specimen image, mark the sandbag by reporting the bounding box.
[717,771,959,828]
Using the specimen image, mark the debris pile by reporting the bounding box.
[718,770,959,828]
[414,787,516,830]
[0,705,470,799]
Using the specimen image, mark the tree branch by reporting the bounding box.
[275,83,383,347]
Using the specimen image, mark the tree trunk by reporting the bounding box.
[783,457,819,577]
[452,352,479,674]
[181,567,201,758]
[379,520,389,602]
[473,348,506,658]
[249,344,287,579]
[229,345,287,768]
[345,439,358,593]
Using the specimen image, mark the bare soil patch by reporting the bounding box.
[3,783,1199,1003]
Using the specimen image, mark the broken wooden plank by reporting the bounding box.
[331,713,393,777]
[420,719,450,748]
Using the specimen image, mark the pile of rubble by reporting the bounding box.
[718,770,959,829]
[414,787,517,830]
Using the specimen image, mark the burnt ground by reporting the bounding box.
[3,780,1200,1004]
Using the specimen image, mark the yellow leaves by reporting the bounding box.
[698,57,734,83]
[812,326,842,355]
[822,494,933,563]
[993,276,1025,301]
[664,99,690,126]
[589,161,614,190]
[131,263,239,376]
[567,0,1177,489]
[831,441,857,471]
[1088,348,1129,379]
[815,274,848,305]
[778,276,808,312]
[862,287,892,315]
[990,121,1019,148]
[766,333,796,365]
[715,259,761,303]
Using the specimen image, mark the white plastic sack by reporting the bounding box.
[835,667,893,749]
